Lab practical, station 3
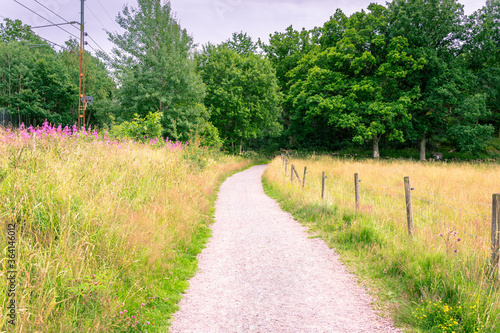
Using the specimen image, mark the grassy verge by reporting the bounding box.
[263,156,500,333]
[0,125,252,332]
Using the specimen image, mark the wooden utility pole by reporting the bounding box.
[78,0,86,128]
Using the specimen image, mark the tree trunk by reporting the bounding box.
[373,136,380,159]
[419,134,426,161]
[239,138,242,155]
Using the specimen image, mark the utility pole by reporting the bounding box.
[78,0,86,128]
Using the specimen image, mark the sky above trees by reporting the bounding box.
[1,0,486,56]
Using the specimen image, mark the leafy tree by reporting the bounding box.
[463,0,500,138]
[110,111,163,141]
[385,0,490,158]
[287,4,424,158]
[260,26,318,146]
[0,19,76,126]
[196,45,282,151]
[61,39,117,127]
[107,0,207,141]
[224,31,257,55]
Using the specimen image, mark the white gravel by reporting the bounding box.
[169,165,401,332]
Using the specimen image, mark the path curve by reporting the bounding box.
[170,165,400,332]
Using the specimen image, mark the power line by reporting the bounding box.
[86,33,106,54]
[95,0,120,30]
[31,0,79,30]
[85,3,108,31]
[31,22,78,29]
[12,0,79,40]
[32,33,75,53]
[86,43,98,54]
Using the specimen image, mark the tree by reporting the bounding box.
[196,45,282,151]
[60,39,117,127]
[260,25,318,146]
[107,0,207,141]
[0,19,77,126]
[224,31,257,55]
[463,0,500,138]
[287,4,424,158]
[386,0,485,159]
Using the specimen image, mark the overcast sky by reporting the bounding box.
[0,0,488,55]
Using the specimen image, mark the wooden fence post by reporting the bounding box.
[321,171,326,200]
[302,166,307,189]
[284,159,288,176]
[293,165,301,184]
[492,194,500,277]
[404,177,414,236]
[291,164,295,182]
[354,173,360,210]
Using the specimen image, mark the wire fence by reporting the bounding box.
[279,155,500,277]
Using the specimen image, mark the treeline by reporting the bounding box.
[0,0,499,158]
[262,0,500,158]
[0,19,116,127]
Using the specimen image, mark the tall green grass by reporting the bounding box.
[263,156,500,332]
[0,125,250,331]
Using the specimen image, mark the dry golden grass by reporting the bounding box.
[264,155,500,332]
[0,128,250,331]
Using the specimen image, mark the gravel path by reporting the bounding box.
[170,165,401,332]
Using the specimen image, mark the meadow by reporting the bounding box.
[0,123,250,332]
[263,155,500,332]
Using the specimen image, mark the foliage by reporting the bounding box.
[0,20,76,125]
[110,111,163,142]
[196,45,282,151]
[107,0,208,141]
[260,25,319,147]
[60,39,117,127]
[0,124,250,331]
[224,31,258,55]
[263,156,500,332]
[286,4,425,158]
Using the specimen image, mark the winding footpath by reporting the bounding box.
[170,165,401,332]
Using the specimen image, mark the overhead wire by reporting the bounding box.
[85,3,108,31]
[86,33,107,54]
[31,0,79,30]
[95,0,120,30]
[12,0,79,40]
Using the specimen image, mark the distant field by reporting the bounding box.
[0,124,250,332]
[264,155,500,332]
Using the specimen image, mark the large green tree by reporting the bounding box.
[0,19,76,126]
[107,0,207,141]
[463,0,500,138]
[386,0,493,157]
[260,26,318,146]
[196,45,282,151]
[287,4,424,158]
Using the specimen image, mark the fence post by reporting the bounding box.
[302,166,307,189]
[354,173,360,210]
[291,164,295,182]
[284,159,288,176]
[404,177,414,236]
[321,171,326,200]
[492,194,500,277]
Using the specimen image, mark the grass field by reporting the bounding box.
[263,155,500,332]
[0,124,251,332]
